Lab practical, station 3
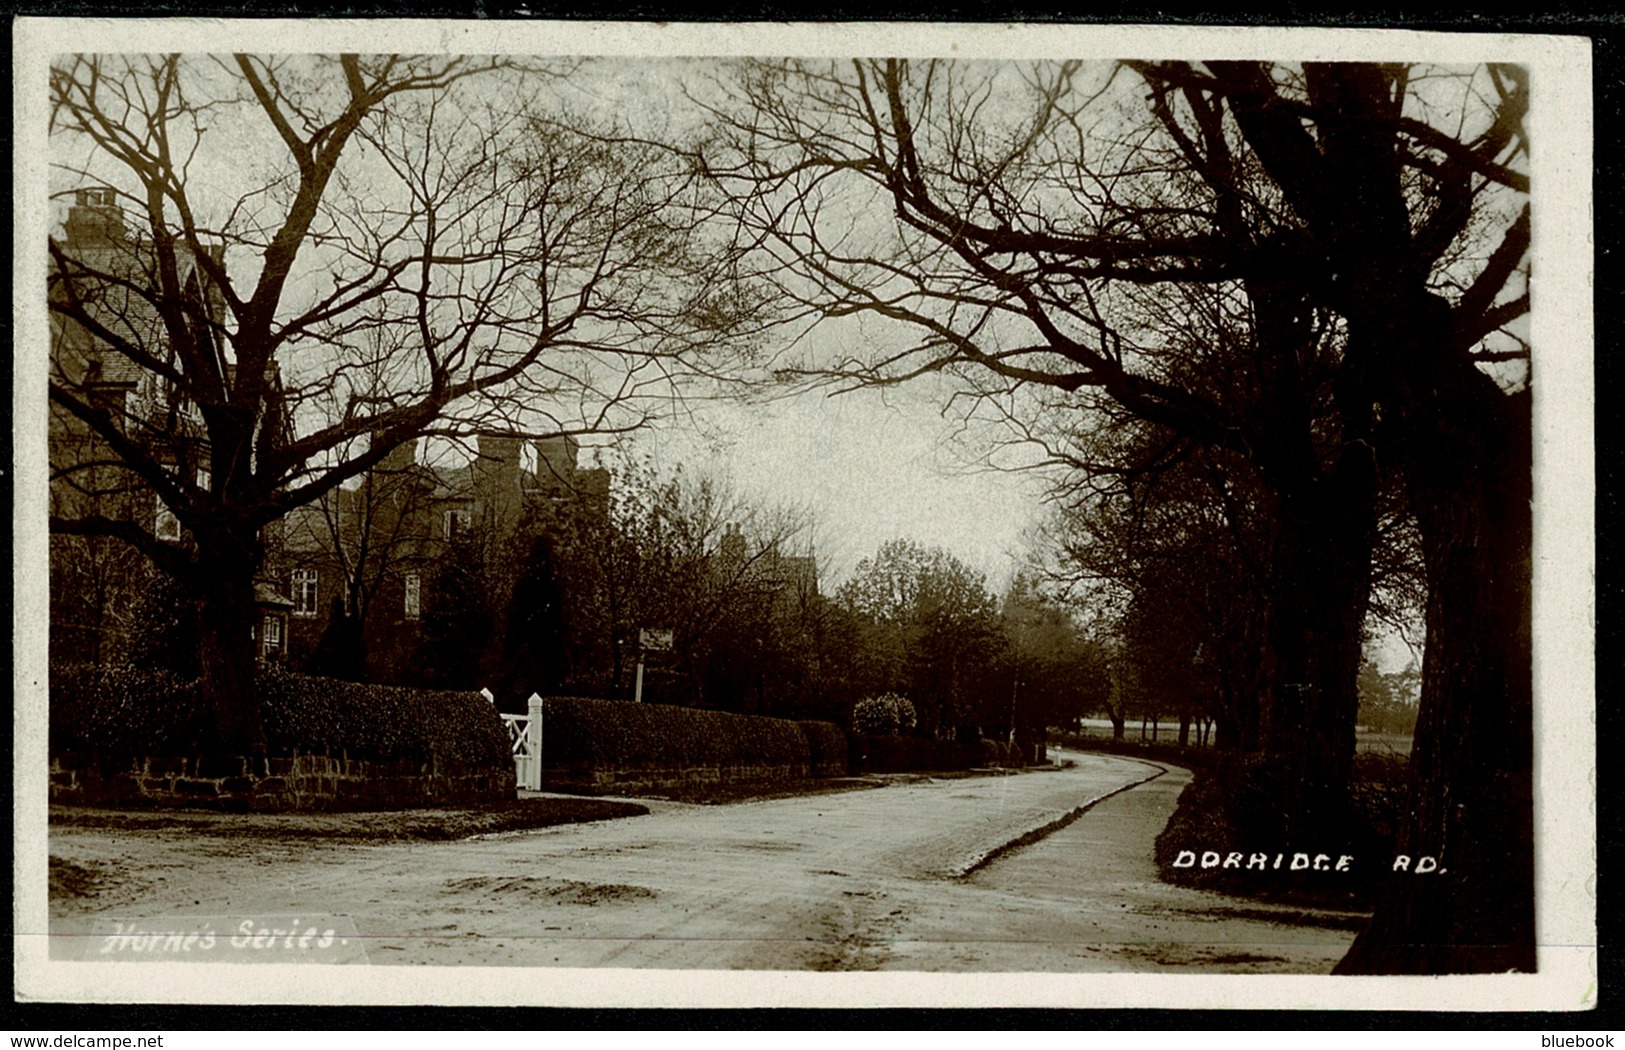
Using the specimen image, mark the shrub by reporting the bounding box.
[851,693,917,737]
[539,696,812,772]
[800,720,849,777]
[50,663,510,770]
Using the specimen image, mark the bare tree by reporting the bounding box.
[1047,431,1274,753]
[48,54,741,754]
[700,57,1383,810]
[699,58,1530,972]
[552,457,819,708]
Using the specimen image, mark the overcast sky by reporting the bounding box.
[635,378,1055,591]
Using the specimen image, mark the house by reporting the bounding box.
[48,186,296,666]
[48,186,618,682]
[271,432,610,683]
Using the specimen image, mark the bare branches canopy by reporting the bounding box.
[47,53,751,751]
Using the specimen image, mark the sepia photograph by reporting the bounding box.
[13,18,1596,1011]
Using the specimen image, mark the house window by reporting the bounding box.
[262,614,283,654]
[443,507,471,540]
[154,498,182,542]
[404,572,421,620]
[292,569,319,618]
[196,467,210,494]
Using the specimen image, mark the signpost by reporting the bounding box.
[634,628,673,703]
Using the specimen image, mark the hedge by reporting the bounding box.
[50,663,510,769]
[800,720,849,778]
[538,696,812,771]
[49,664,203,758]
[848,733,982,774]
[257,668,510,768]
[978,738,1022,768]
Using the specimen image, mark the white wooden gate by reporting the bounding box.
[500,693,545,791]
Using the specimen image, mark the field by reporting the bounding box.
[1060,719,1413,756]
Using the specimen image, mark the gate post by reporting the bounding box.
[527,692,545,790]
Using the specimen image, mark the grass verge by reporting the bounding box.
[48,796,649,843]
[597,777,882,805]
[1059,738,1402,913]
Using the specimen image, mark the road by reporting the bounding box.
[46,751,1358,971]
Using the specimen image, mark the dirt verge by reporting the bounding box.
[47,796,649,845]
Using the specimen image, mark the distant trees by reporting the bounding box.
[996,574,1112,742]
[1046,420,1272,753]
[544,462,820,711]
[1357,657,1421,738]
[835,538,1004,737]
[819,545,1116,746]
[389,456,828,715]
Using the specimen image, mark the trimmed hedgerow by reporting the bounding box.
[539,696,811,771]
[50,663,205,758]
[256,668,509,768]
[50,663,509,768]
[848,732,981,774]
[800,720,849,777]
[978,738,1020,768]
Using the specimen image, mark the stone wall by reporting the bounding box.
[49,752,515,811]
[539,760,810,797]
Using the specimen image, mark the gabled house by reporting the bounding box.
[271,432,609,683]
[48,188,306,665]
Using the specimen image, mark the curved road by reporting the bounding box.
[47,752,1357,971]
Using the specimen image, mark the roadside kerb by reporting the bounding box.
[951,757,1170,879]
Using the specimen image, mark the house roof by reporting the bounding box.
[254,581,295,609]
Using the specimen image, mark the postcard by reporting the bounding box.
[14,17,1596,1011]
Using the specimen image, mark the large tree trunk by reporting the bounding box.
[1337,299,1534,974]
[1249,278,1379,833]
[1259,461,1378,836]
[1187,62,1531,971]
[193,526,268,756]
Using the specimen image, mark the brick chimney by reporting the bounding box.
[62,187,127,247]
